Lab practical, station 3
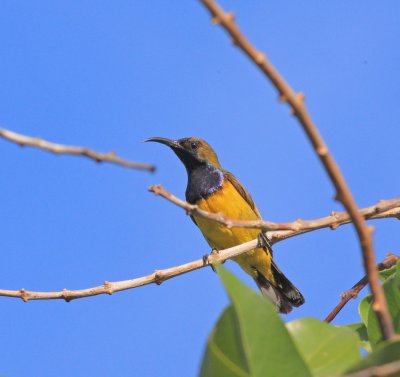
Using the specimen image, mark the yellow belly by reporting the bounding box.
[192,180,273,281]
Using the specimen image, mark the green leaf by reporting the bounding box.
[199,267,312,377]
[359,263,400,347]
[345,322,371,352]
[200,305,251,377]
[379,265,397,282]
[345,340,400,375]
[286,318,361,377]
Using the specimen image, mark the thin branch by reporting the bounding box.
[0,204,397,302]
[325,253,399,323]
[0,234,260,302]
[0,128,155,172]
[343,360,400,377]
[200,0,395,339]
[149,184,400,233]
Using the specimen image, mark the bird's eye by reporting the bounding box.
[190,141,199,150]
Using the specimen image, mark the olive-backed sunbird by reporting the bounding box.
[146,136,304,313]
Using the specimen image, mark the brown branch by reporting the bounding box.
[149,184,400,234]
[0,128,155,172]
[343,360,400,377]
[0,200,397,302]
[0,234,261,302]
[325,253,399,323]
[200,0,395,340]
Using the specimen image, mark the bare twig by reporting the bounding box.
[149,184,400,233]
[343,360,400,377]
[325,253,399,323]
[0,201,398,302]
[0,128,155,172]
[200,0,395,339]
[0,234,260,302]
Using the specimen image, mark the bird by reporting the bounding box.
[146,136,304,313]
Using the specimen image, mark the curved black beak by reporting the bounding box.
[145,137,182,150]
[146,136,202,171]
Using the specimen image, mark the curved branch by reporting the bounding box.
[0,235,259,302]
[325,253,399,323]
[0,200,398,302]
[0,128,155,172]
[200,0,395,339]
[149,184,400,233]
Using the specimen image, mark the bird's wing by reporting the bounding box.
[223,169,262,219]
[189,215,198,226]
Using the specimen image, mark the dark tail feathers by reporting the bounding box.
[255,261,304,314]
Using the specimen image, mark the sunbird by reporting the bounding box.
[146,136,304,313]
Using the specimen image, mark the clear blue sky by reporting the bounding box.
[1,1,399,376]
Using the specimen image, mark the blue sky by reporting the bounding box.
[1,1,399,376]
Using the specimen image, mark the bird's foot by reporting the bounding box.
[203,249,220,272]
[257,232,273,254]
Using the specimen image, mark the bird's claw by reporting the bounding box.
[203,249,220,272]
[257,232,273,254]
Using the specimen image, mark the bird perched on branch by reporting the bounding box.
[146,136,304,313]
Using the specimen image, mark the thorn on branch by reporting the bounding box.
[372,302,382,312]
[200,0,395,339]
[104,281,113,295]
[334,192,343,202]
[212,11,235,25]
[148,184,162,195]
[316,146,329,157]
[255,52,266,65]
[0,128,155,171]
[375,200,386,212]
[20,288,28,302]
[278,93,288,103]
[330,222,339,230]
[226,12,235,22]
[296,92,305,103]
[62,288,72,302]
[325,254,399,323]
[154,270,163,285]
[211,16,220,25]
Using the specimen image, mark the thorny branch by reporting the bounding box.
[0,199,398,302]
[325,253,399,323]
[0,128,155,172]
[200,0,395,339]
[149,184,400,234]
[0,235,258,302]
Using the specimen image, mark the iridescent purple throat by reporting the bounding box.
[185,163,224,204]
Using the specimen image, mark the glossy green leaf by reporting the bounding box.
[287,318,361,377]
[200,305,251,377]
[345,322,371,352]
[359,263,400,347]
[199,267,312,377]
[345,340,400,375]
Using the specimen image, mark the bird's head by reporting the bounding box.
[145,136,221,171]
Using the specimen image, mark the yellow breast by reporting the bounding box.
[193,180,260,249]
[192,180,273,281]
